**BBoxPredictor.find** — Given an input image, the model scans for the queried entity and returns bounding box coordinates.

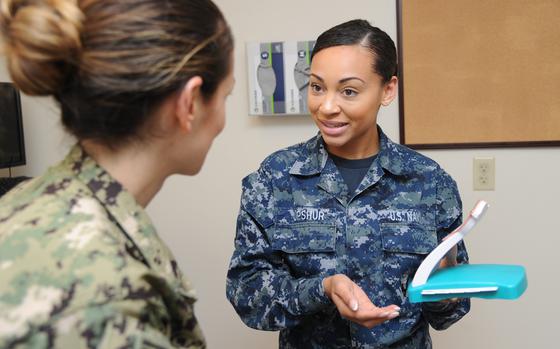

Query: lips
[322,120,348,128]
[319,119,349,137]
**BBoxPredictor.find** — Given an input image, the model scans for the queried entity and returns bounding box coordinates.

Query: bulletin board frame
[396,0,560,149]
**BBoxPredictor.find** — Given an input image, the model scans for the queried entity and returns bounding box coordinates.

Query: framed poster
[397,0,560,149]
[246,40,315,116]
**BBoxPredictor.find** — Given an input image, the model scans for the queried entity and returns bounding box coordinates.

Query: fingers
[330,291,357,318]
[324,274,401,329]
[352,291,400,328]
[354,304,399,322]
[342,299,400,329]
[340,279,359,311]
[360,306,401,329]
[324,274,359,312]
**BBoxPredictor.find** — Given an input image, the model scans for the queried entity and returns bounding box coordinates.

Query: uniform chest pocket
[269,222,336,254]
[381,223,437,255]
[380,223,438,303]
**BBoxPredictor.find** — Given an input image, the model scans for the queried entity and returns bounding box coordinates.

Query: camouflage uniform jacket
[227,128,470,348]
[0,145,205,349]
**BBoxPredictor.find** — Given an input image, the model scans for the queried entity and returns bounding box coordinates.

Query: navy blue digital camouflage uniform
[226,128,470,348]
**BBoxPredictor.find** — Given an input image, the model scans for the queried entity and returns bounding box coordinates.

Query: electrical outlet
[473,157,495,191]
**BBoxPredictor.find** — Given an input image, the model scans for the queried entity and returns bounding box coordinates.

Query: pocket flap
[270,223,336,253]
[381,223,437,255]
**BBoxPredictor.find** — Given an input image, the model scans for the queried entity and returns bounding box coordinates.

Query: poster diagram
[247,40,315,115]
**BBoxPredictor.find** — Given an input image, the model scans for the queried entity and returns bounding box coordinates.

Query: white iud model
[408,200,528,303]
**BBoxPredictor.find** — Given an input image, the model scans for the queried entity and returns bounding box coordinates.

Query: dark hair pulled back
[1,0,233,146]
[311,19,397,83]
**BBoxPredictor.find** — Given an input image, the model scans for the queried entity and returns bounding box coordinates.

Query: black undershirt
[329,153,377,195]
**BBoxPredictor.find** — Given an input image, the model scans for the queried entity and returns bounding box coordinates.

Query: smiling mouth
[321,120,348,128]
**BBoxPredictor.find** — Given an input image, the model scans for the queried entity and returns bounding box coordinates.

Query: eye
[310,83,323,94]
[342,88,358,97]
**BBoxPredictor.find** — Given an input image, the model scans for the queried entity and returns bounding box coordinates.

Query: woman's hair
[311,19,397,83]
[0,0,233,145]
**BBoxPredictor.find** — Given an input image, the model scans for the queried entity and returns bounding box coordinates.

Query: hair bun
[0,0,84,95]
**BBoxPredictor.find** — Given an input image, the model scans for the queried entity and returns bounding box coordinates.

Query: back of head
[0,0,233,146]
[311,19,397,83]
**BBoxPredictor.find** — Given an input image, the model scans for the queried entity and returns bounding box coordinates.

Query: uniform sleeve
[422,169,471,330]
[50,309,185,349]
[10,302,205,349]
[226,169,332,330]
[100,310,203,349]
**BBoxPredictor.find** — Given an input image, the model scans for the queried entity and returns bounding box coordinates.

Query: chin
[186,167,202,176]
[179,156,206,176]
[321,134,347,148]
[180,142,213,176]
[186,160,205,176]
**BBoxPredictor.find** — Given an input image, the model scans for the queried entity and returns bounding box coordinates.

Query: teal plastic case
[408,264,527,303]
[408,201,528,303]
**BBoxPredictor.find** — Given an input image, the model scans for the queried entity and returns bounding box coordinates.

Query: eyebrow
[310,73,365,84]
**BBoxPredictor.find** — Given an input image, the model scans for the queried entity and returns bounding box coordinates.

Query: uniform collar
[288,134,329,176]
[377,127,411,176]
[62,144,196,297]
[289,126,410,177]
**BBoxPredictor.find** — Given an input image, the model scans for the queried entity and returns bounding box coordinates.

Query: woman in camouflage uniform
[0,0,233,347]
[227,20,469,348]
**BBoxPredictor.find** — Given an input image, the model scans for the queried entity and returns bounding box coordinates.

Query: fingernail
[388,312,400,319]
[393,306,401,312]
[350,300,358,311]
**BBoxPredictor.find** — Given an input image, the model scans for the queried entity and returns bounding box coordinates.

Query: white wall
[2,0,559,348]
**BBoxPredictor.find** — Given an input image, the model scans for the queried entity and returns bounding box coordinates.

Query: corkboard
[397,0,560,149]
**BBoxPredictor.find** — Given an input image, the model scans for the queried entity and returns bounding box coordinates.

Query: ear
[175,76,204,133]
[381,76,398,107]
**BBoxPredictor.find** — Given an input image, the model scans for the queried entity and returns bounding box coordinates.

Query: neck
[80,140,169,208]
[328,127,380,159]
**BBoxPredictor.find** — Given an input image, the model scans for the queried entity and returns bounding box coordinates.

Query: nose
[319,92,341,116]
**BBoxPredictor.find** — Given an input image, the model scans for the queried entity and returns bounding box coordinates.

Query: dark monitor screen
[0,82,26,169]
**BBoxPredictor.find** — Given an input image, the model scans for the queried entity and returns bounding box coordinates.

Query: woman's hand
[439,232,458,269]
[322,274,400,329]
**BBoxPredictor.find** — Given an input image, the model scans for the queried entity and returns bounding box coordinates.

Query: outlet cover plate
[473,157,495,191]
